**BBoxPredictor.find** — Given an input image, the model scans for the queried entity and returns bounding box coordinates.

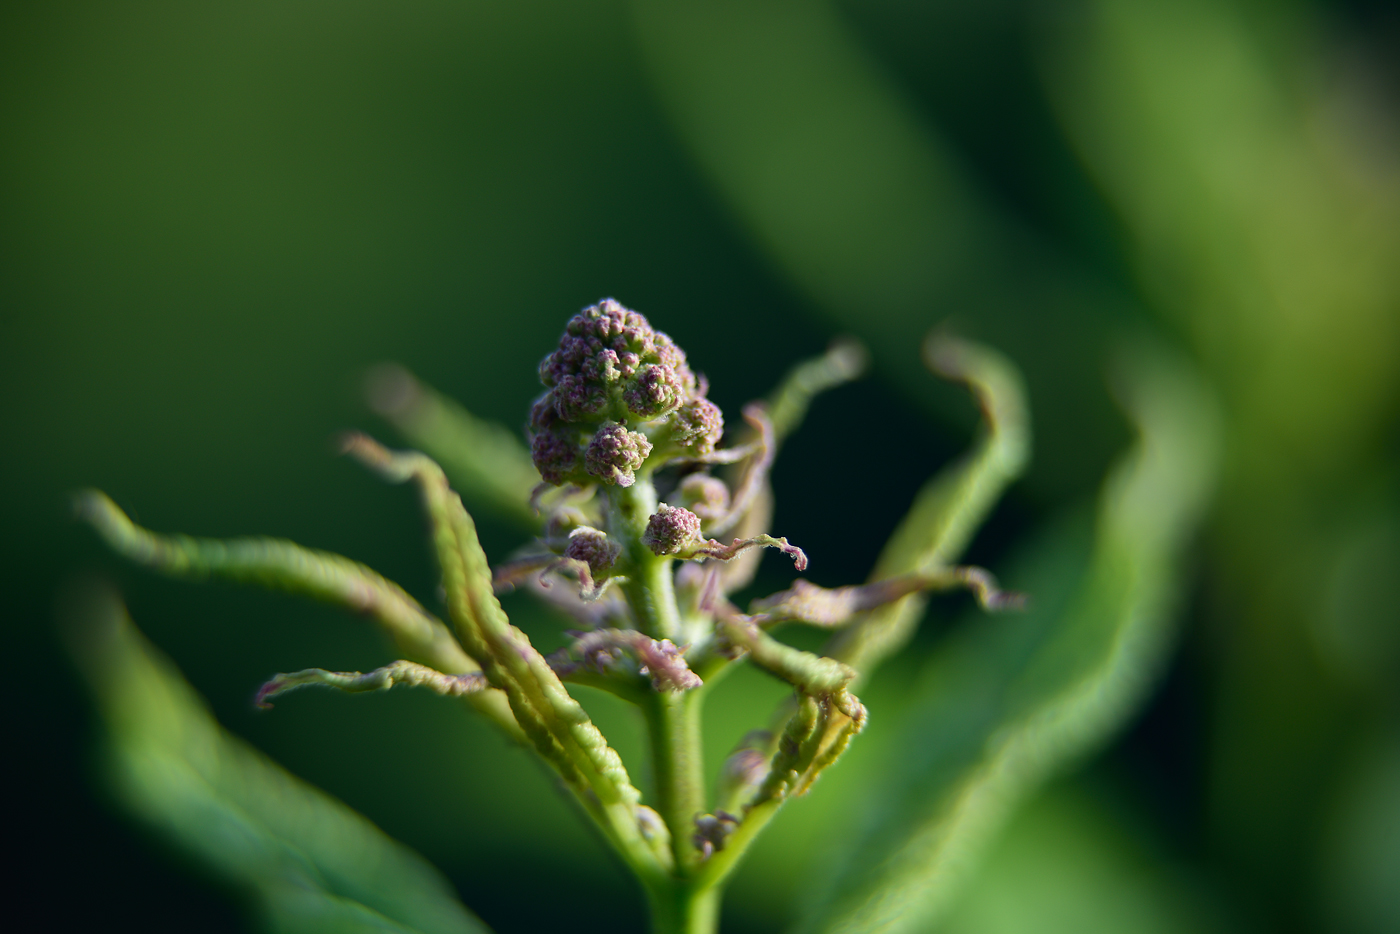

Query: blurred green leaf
[630,0,1129,504]
[1320,728,1400,934]
[67,586,492,934]
[366,365,540,529]
[631,0,994,383]
[793,347,1219,934]
[938,782,1228,934]
[1042,0,1400,914]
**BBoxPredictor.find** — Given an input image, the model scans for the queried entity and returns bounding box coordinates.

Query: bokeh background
[3,1,1398,932]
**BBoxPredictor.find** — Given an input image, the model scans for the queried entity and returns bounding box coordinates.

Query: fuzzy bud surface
[564,528,621,577]
[536,298,696,427]
[529,298,726,487]
[642,504,704,556]
[669,398,724,455]
[585,422,652,487]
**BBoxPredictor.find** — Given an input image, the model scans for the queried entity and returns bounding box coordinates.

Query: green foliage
[66,584,491,934]
[795,349,1219,934]
[826,335,1030,680]
[366,364,541,528]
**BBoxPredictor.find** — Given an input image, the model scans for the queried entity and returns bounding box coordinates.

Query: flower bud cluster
[529,299,724,487]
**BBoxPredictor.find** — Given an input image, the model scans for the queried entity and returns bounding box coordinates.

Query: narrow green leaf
[65,586,493,934]
[343,433,673,883]
[715,340,866,595]
[256,661,488,708]
[74,489,522,741]
[75,489,471,674]
[827,335,1030,680]
[795,348,1220,934]
[366,364,539,528]
[766,338,868,444]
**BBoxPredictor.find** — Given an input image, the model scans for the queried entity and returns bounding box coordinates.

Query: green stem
[609,478,683,641]
[606,475,716,929]
[692,796,781,893]
[646,882,720,934]
[646,688,707,872]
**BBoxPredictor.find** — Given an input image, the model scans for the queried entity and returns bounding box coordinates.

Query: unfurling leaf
[256,661,489,708]
[73,488,521,741]
[342,432,673,884]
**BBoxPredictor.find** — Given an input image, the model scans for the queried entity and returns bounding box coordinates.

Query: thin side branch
[750,567,1023,628]
[257,661,488,708]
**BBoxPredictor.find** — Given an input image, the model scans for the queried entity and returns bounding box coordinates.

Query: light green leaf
[765,338,868,445]
[794,348,1220,934]
[66,586,493,934]
[938,782,1229,934]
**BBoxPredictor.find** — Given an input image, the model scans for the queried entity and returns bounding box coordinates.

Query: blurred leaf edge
[60,582,493,934]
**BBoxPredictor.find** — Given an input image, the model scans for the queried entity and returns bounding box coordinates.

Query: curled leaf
[74,488,521,741]
[827,333,1030,680]
[750,567,1021,629]
[342,432,673,884]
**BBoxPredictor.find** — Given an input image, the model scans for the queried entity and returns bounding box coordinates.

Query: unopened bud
[531,428,581,486]
[585,421,652,487]
[669,397,724,455]
[563,528,621,578]
[716,729,772,809]
[642,504,704,556]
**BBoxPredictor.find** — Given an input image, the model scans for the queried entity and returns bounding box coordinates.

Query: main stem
[606,477,717,933]
[646,687,706,870]
[610,477,681,641]
[647,883,720,934]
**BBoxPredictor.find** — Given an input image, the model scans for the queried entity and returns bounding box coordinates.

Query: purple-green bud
[716,729,772,810]
[530,300,737,486]
[693,811,739,859]
[563,527,621,578]
[642,504,704,556]
[585,421,652,487]
[623,363,685,419]
[531,427,581,486]
[669,397,724,455]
